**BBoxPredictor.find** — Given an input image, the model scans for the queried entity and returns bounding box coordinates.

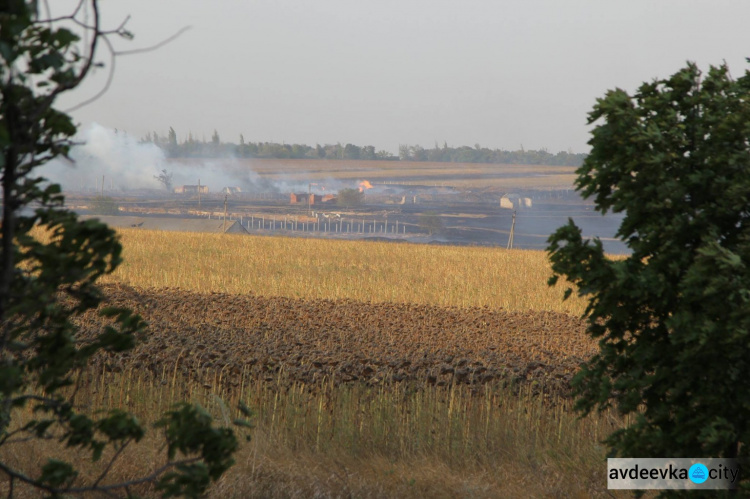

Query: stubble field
[3,227,626,498]
[166,157,579,190]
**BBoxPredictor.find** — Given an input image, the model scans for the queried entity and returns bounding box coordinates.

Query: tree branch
[63,32,115,114]
[92,438,131,488]
[33,0,86,24]
[0,452,203,496]
[30,0,100,123]
[64,25,192,113]
[114,26,192,56]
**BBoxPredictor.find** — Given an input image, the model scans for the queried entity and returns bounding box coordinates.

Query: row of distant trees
[397,143,584,166]
[142,129,586,166]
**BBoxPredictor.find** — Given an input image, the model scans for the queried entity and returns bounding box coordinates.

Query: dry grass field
[2,228,624,498]
[107,228,589,315]
[167,157,579,190]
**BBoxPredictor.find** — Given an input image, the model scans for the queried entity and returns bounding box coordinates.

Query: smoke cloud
[36,124,403,198]
[40,123,165,191]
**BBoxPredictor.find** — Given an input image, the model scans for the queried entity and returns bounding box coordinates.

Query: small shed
[174,185,210,194]
[500,194,532,210]
[291,192,310,205]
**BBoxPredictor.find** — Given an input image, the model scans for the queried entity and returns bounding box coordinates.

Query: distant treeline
[143,128,586,166]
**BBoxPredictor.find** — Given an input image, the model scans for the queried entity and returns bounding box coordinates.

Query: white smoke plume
[40,123,164,192]
[38,123,378,196]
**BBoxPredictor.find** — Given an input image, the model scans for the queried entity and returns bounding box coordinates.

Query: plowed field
[79,284,596,394]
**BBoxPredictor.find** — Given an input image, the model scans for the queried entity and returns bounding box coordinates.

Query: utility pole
[101,175,105,198]
[507,210,516,249]
[308,183,318,216]
[198,179,201,210]
[223,193,228,233]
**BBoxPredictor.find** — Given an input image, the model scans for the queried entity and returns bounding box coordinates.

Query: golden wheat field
[107,228,589,314]
[87,228,596,397]
[3,228,623,498]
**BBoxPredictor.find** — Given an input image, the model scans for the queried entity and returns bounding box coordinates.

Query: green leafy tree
[337,188,364,208]
[410,145,427,162]
[398,143,411,161]
[0,2,245,496]
[360,145,376,160]
[547,62,750,482]
[376,149,397,161]
[168,126,177,146]
[89,196,120,215]
[343,143,360,160]
[419,211,443,236]
[167,126,178,157]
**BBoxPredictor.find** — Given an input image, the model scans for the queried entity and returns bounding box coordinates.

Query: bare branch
[12,393,65,407]
[63,33,115,113]
[30,0,100,122]
[0,461,47,494]
[66,457,202,494]
[68,367,86,406]
[114,26,192,56]
[2,434,56,445]
[92,439,131,488]
[41,0,52,26]
[33,0,86,24]
[0,453,203,496]
[99,15,132,38]
[64,25,192,113]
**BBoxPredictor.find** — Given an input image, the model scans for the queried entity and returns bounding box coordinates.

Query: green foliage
[419,211,443,236]
[0,2,246,496]
[89,195,120,215]
[155,403,239,497]
[166,127,178,157]
[151,127,582,165]
[337,187,364,208]
[547,62,750,486]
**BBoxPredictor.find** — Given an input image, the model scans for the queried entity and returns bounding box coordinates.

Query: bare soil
[79,284,596,396]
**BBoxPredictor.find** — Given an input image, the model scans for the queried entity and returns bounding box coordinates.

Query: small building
[291,192,338,205]
[222,186,242,195]
[291,192,313,205]
[174,185,209,194]
[500,194,532,210]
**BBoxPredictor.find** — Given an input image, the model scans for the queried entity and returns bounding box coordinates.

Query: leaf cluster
[0,2,246,497]
[337,187,364,208]
[419,211,444,236]
[89,196,120,215]
[547,62,750,487]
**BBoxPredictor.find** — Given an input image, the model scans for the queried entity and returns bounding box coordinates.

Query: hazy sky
[57,1,750,154]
